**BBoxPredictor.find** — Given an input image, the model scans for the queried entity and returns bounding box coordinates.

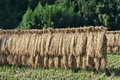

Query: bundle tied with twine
[0,26,107,70]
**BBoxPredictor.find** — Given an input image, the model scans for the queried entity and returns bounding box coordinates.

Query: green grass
[0,54,120,80]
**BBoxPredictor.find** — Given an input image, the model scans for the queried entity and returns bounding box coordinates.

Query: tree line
[1,0,120,30]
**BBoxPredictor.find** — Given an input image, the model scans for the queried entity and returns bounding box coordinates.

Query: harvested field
[0,54,120,80]
[0,26,107,70]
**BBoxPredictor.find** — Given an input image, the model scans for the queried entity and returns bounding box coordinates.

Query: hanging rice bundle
[54,57,60,68]
[28,34,37,57]
[108,33,114,47]
[112,46,119,53]
[48,33,62,56]
[58,34,63,56]
[107,47,112,53]
[22,55,30,66]
[28,55,35,67]
[100,58,107,70]
[14,35,22,55]
[0,26,107,70]
[94,58,101,71]
[86,32,96,57]
[61,55,68,69]
[82,56,86,69]
[43,56,48,68]
[35,55,41,67]
[76,55,82,68]
[36,35,42,56]
[70,34,76,56]
[44,34,52,55]
[39,56,44,67]
[7,54,14,64]
[86,56,94,69]
[0,35,10,54]
[12,55,18,65]
[68,55,77,69]
[48,56,54,68]
[17,55,22,65]
[114,34,119,46]
[72,56,77,68]
[0,53,7,64]
[96,31,106,58]
[40,34,49,56]
[75,33,87,55]
[106,31,120,53]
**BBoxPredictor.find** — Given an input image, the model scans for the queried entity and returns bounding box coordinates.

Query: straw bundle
[17,55,22,65]
[76,55,82,68]
[112,46,119,53]
[86,31,106,58]
[64,55,69,69]
[82,56,86,69]
[94,58,101,70]
[13,55,18,65]
[86,56,94,69]
[44,56,48,68]
[35,55,41,67]
[107,46,112,53]
[22,55,28,65]
[28,55,35,67]
[106,31,120,53]
[75,33,87,55]
[0,26,107,70]
[0,54,7,64]
[68,54,73,68]
[48,56,54,68]
[35,55,44,67]
[7,54,14,64]
[72,56,77,68]
[54,57,60,68]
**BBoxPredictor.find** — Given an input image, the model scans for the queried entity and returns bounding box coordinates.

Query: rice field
[0,54,120,80]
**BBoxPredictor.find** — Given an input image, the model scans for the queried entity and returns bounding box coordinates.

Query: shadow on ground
[101,67,120,77]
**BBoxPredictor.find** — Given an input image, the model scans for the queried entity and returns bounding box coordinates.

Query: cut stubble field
[0,54,120,80]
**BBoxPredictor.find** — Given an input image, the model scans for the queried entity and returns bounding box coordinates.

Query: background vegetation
[0,0,28,29]
[1,0,120,30]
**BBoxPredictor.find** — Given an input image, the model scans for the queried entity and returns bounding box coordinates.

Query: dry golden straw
[106,31,120,53]
[0,26,107,70]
